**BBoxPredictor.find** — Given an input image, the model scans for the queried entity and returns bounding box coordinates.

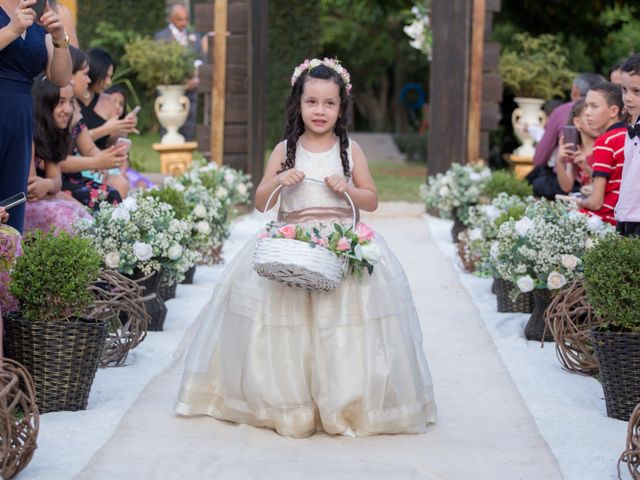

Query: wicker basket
[591,329,640,421]
[180,265,196,284]
[126,269,167,332]
[253,180,356,292]
[451,208,466,243]
[494,277,534,313]
[158,269,177,301]
[619,402,640,479]
[3,313,108,413]
[525,288,554,342]
[457,235,478,273]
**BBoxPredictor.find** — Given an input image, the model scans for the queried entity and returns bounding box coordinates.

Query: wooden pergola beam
[211,0,228,166]
[467,0,485,164]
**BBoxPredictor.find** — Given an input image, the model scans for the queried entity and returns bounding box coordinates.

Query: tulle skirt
[175,232,437,438]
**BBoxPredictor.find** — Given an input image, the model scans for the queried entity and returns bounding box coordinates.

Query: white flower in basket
[253,181,378,291]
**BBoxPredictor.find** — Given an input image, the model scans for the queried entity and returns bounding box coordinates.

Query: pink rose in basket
[258,231,270,239]
[278,224,296,239]
[355,223,375,243]
[313,236,328,247]
[336,237,351,251]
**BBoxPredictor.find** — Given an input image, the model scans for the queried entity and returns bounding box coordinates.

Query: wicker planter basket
[524,288,554,342]
[619,402,640,479]
[494,277,534,313]
[545,277,603,376]
[158,269,177,301]
[127,269,167,332]
[3,313,108,413]
[451,209,466,243]
[254,181,354,292]
[457,235,478,273]
[0,358,39,480]
[180,265,196,284]
[591,329,640,421]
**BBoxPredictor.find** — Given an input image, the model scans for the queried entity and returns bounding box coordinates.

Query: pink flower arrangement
[259,221,381,278]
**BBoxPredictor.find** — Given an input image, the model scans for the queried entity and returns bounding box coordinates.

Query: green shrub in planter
[9,231,101,322]
[483,170,533,199]
[584,234,640,331]
[143,187,190,220]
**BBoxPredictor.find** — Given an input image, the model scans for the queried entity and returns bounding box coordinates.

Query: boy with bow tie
[616,54,640,236]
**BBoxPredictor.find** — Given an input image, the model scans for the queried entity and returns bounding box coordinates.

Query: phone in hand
[562,125,580,154]
[115,137,132,153]
[0,192,27,210]
[33,0,48,19]
[128,106,141,116]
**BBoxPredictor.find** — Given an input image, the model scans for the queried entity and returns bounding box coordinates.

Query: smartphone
[562,125,580,153]
[129,106,141,116]
[115,137,132,152]
[0,192,27,210]
[33,0,47,19]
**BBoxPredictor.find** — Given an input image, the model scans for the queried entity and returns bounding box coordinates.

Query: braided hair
[280,64,352,177]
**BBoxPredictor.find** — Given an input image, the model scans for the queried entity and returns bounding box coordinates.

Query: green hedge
[78,0,166,49]
[267,1,322,147]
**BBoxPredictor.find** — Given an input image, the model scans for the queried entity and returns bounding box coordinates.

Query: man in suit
[154,4,204,142]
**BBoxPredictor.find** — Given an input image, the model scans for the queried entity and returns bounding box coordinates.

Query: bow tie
[628,123,640,139]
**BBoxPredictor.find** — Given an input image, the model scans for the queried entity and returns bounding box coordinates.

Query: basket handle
[263,177,357,230]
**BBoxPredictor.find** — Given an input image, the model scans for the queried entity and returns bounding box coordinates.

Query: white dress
[175,140,437,437]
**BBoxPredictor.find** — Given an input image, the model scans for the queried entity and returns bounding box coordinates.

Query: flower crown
[290,58,352,95]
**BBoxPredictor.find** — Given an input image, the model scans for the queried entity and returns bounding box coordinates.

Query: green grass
[130,134,427,202]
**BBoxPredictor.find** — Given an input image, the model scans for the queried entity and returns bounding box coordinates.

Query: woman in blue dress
[0,0,71,232]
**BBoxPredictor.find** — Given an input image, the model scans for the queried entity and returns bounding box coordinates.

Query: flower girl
[175,58,436,437]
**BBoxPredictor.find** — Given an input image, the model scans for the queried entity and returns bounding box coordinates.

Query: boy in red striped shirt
[579,82,627,224]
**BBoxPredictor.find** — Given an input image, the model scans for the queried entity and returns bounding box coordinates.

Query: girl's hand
[27,176,52,200]
[95,144,127,169]
[0,207,9,224]
[324,175,348,194]
[277,168,305,187]
[557,135,575,166]
[103,116,137,137]
[39,3,64,40]
[8,0,36,37]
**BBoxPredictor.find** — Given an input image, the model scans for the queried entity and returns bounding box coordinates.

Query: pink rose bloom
[336,237,351,251]
[278,224,296,239]
[313,237,328,247]
[258,232,270,239]
[355,223,374,242]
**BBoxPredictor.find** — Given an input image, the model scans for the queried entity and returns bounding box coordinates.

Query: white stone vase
[511,97,547,158]
[154,85,190,145]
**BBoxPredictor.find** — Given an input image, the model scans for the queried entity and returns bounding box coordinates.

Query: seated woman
[555,100,598,194]
[76,47,137,198]
[24,76,93,235]
[105,85,155,191]
[62,47,127,206]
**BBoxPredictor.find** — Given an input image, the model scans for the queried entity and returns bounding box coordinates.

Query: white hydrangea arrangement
[180,160,252,209]
[75,196,199,281]
[459,193,530,277]
[420,163,491,223]
[164,177,230,265]
[404,3,433,60]
[491,200,615,293]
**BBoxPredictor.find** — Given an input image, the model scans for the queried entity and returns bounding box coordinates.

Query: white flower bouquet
[75,196,199,281]
[179,160,252,208]
[492,200,615,293]
[420,163,491,223]
[460,193,530,277]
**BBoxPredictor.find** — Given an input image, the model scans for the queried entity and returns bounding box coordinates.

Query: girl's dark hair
[105,85,128,119]
[568,99,586,125]
[69,45,89,75]
[32,74,73,163]
[86,47,116,88]
[280,63,352,177]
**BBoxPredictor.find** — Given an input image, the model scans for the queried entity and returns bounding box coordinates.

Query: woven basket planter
[494,277,534,314]
[524,288,554,342]
[591,329,640,421]
[3,313,108,413]
[545,277,603,376]
[0,358,39,480]
[126,270,167,332]
[619,402,640,479]
[450,209,466,243]
[457,236,478,273]
[180,265,196,285]
[158,269,177,301]
[254,237,348,291]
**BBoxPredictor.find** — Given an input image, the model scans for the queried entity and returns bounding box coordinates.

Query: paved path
[76,205,562,480]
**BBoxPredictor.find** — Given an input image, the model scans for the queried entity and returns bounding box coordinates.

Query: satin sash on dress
[277,206,360,226]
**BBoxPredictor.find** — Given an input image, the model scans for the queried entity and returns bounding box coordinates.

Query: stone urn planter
[155,85,190,144]
[511,97,547,157]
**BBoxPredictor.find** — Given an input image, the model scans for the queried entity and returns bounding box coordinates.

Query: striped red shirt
[587,124,626,224]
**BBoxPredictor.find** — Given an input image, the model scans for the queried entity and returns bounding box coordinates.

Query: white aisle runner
[70,205,561,480]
